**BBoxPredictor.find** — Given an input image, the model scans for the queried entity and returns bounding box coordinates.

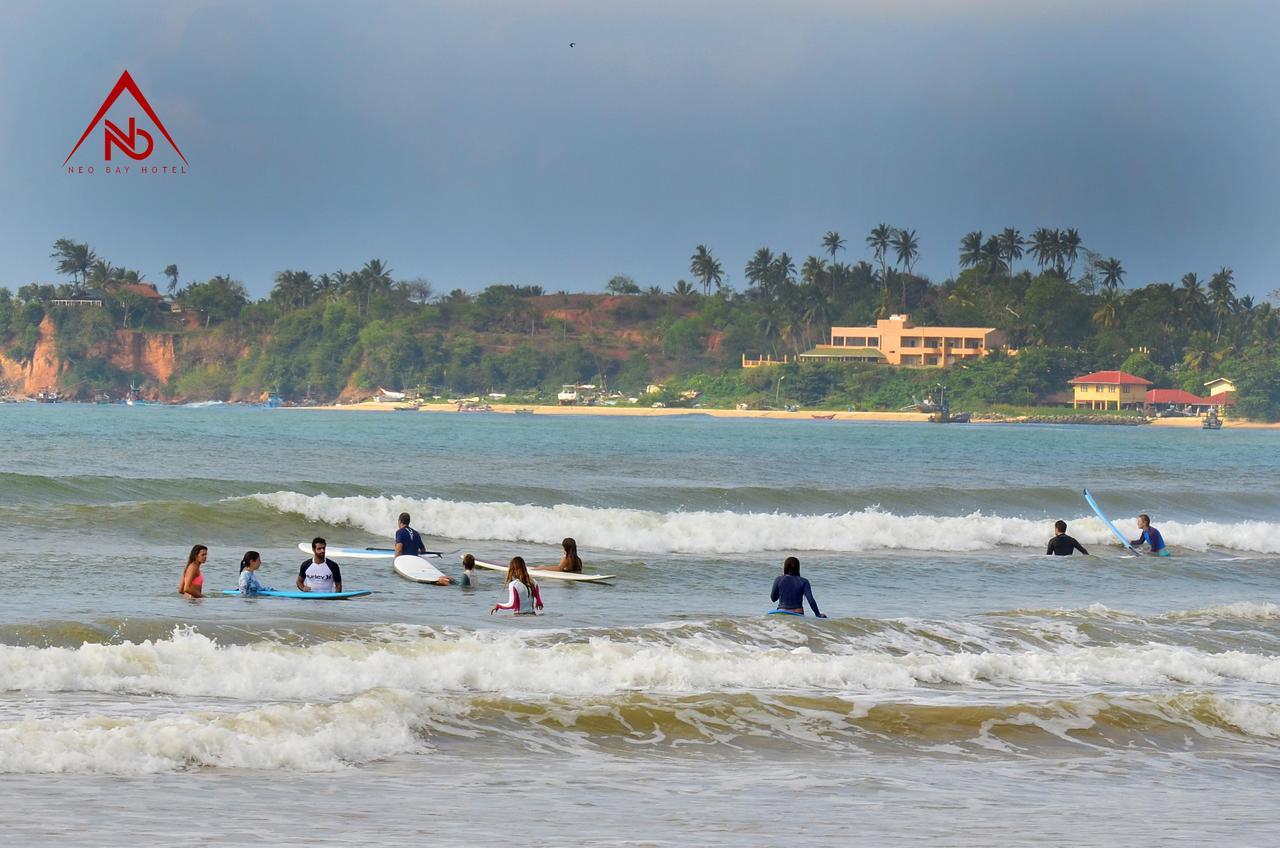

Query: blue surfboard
[767,609,805,616]
[221,588,372,599]
[1082,489,1139,554]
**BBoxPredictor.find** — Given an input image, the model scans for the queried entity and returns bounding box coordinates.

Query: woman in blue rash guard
[770,556,827,617]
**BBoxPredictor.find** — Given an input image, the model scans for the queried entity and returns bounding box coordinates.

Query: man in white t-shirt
[297,537,343,593]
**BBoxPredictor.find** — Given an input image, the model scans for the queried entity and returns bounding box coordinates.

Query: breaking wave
[248,491,1280,555]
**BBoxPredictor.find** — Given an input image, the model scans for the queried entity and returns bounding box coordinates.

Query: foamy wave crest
[246,491,1280,554]
[1162,602,1280,622]
[4,629,1280,701]
[0,689,421,774]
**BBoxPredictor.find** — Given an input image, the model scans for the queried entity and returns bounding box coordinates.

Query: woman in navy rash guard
[770,556,827,617]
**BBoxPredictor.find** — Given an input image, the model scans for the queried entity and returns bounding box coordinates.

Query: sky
[1,0,1278,300]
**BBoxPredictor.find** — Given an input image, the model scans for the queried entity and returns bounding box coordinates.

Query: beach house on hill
[1068,370,1152,410]
[796,314,1003,367]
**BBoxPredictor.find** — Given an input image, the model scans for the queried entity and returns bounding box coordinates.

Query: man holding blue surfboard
[1129,514,1169,556]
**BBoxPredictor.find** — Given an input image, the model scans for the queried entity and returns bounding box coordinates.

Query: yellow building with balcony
[800,314,1003,367]
[1068,370,1152,410]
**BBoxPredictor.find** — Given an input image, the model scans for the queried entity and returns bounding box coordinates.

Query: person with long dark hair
[770,556,826,617]
[555,537,583,573]
[179,544,207,598]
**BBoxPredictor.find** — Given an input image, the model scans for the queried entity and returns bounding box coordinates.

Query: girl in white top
[490,556,543,615]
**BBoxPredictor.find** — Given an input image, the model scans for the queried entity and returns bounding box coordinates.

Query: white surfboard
[394,554,449,583]
[296,542,443,559]
[467,556,615,583]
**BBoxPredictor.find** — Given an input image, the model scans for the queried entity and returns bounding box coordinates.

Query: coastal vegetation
[1,232,1278,419]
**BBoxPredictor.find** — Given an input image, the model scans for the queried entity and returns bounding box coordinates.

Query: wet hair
[462,553,476,569]
[1138,514,1151,525]
[1054,520,1067,533]
[562,537,582,572]
[399,512,411,526]
[239,550,261,573]
[311,537,326,551]
[186,544,208,566]
[783,556,800,576]
[505,556,535,594]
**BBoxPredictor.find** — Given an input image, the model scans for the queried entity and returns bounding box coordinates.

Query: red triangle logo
[64,70,188,166]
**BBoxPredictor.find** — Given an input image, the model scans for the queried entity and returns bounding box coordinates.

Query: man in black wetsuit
[1046,520,1089,556]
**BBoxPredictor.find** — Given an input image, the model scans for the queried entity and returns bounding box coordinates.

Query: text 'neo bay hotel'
[744,314,1005,368]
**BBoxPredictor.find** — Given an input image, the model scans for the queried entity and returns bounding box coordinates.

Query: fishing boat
[513,408,535,415]
[1202,410,1223,430]
[36,387,61,403]
[811,413,835,420]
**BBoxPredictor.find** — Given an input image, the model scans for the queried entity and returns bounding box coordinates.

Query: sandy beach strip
[290,402,1280,428]
[294,401,933,423]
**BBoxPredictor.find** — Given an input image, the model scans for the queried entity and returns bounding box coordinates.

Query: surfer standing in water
[395,512,452,585]
[297,537,343,592]
[1130,514,1169,556]
[1046,520,1089,556]
[770,557,826,617]
[178,544,207,598]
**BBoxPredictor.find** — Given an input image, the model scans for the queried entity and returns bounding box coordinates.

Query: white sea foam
[247,491,1280,554]
[3,629,1280,703]
[0,689,420,774]
[1163,602,1280,622]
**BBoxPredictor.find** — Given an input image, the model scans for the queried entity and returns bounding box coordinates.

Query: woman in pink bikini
[179,544,207,598]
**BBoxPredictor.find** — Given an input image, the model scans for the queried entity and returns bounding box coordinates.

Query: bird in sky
[569,42,575,47]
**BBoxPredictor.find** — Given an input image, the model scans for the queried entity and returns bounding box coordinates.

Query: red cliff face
[0,315,177,396]
[110,330,177,385]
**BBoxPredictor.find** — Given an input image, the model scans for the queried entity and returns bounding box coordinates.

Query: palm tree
[1178,272,1206,325]
[772,252,796,288]
[866,224,894,294]
[1059,228,1082,277]
[50,239,97,286]
[1181,331,1216,372]
[163,264,179,296]
[689,244,723,296]
[1208,266,1236,341]
[822,231,845,296]
[981,235,1006,273]
[1092,288,1123,329]
[890,228,919,311]
[800,255,827,290]
[744,247,775,297]
[959,231,984,269]
[671,279,697,297]
[1098,257,1125,291]
[997,228,1024,275]
[1028,228,1060,272]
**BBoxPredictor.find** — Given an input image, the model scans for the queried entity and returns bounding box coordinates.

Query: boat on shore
[1203,411,1223,430]
[811,413,835,420]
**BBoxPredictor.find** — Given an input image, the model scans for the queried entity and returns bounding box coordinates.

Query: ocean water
[1,404,1278,846]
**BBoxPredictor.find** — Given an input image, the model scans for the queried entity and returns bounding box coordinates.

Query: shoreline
[289,401,1280,428]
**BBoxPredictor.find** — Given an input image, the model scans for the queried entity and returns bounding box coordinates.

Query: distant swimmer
[297,537,343,593]
[237,550,274,595]
[554,537,583,572]
[179,544,207,598]
[396,512,452,584]
[491,556,544,615]
[460,553,477,588]
[770,556,827,618]
[1130,513,1169,556]
[1046,520,1089,556]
